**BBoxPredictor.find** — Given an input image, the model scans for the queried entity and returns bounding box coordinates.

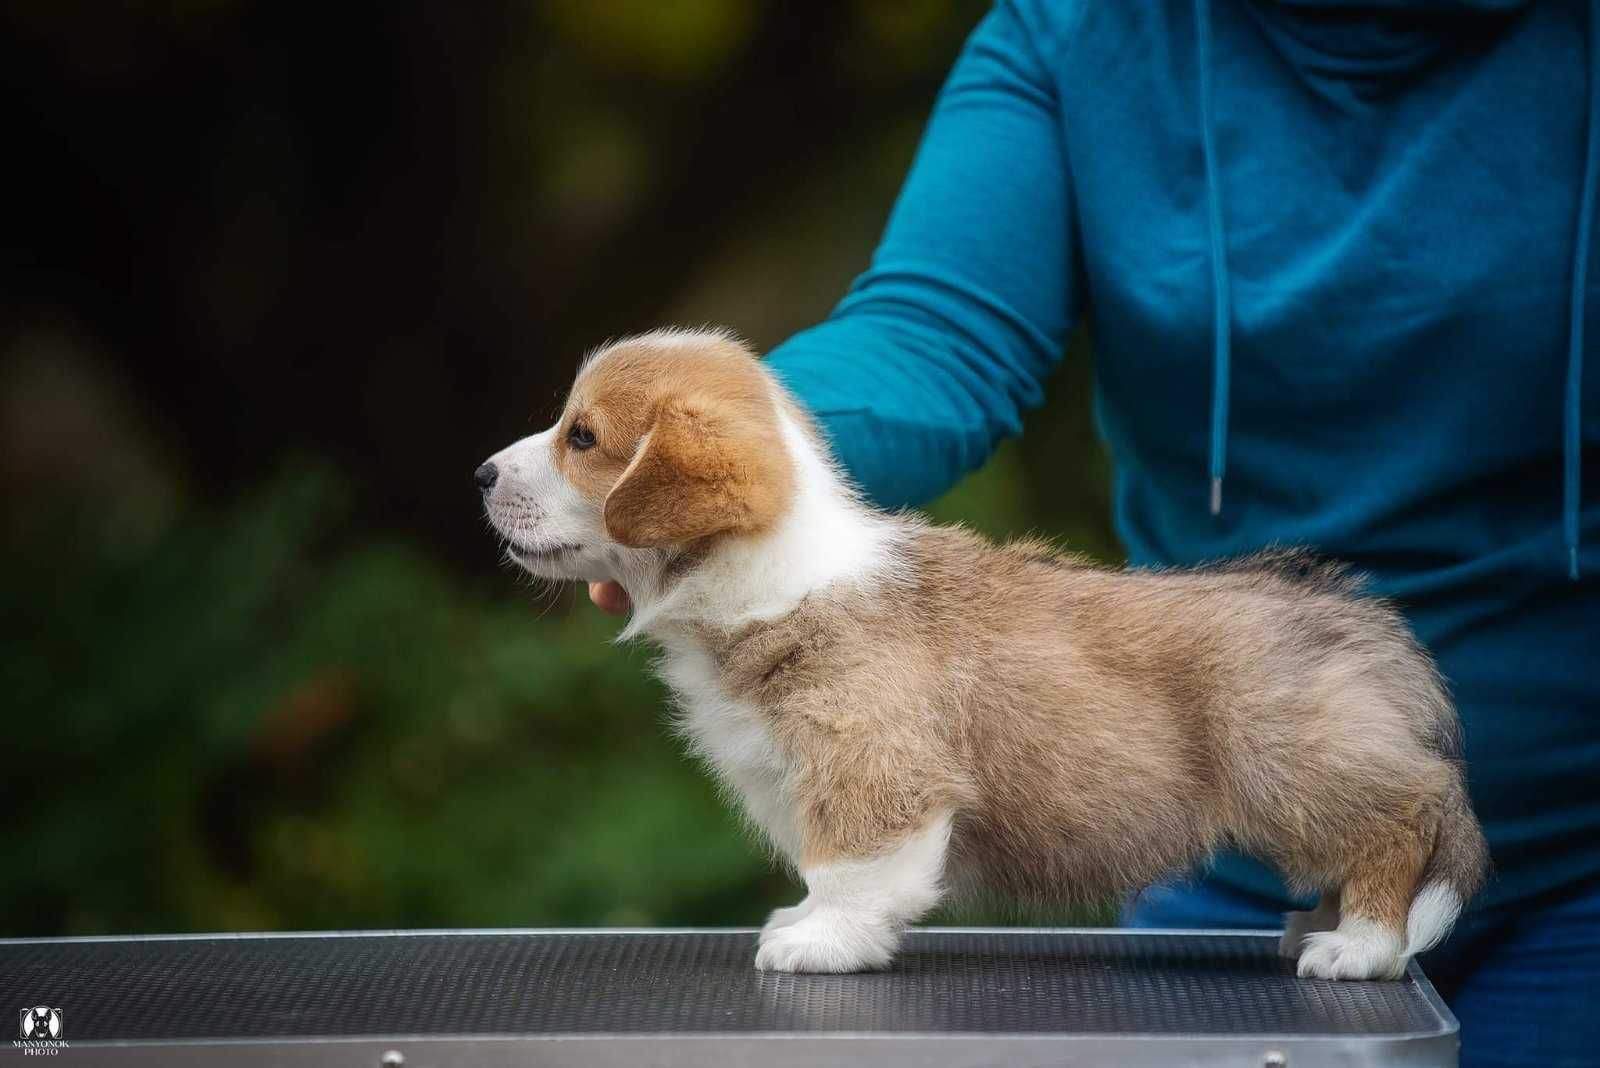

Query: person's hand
[588,581,631,616]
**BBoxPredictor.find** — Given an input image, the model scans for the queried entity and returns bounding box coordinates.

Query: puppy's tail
[1406,774,1489,955]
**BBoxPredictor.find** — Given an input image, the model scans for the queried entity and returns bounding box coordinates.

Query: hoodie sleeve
[766,0,1080,509]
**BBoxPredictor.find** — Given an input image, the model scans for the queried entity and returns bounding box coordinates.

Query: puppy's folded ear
[604,396,793,548]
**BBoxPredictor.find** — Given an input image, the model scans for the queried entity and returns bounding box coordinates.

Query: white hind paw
[1295,922,1408,980]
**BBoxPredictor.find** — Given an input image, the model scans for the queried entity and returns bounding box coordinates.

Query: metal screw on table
[380,1051,404,1067]
[1263,1051,1287,1067]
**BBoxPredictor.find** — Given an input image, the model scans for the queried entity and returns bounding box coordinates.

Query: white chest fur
[656,636,801,862]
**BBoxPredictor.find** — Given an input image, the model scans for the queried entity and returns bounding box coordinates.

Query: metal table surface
[0,927,1458,1067]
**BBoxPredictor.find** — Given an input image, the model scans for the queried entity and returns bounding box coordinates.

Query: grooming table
[0,928,1458,1066]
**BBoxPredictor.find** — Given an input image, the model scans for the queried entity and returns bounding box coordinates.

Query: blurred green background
[1,0,1117,937]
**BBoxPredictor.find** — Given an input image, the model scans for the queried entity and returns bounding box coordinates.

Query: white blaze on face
[481,425,612,581]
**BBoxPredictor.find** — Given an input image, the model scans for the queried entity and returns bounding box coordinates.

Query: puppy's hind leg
[755,811,951,974]
[1296,835,1427,981]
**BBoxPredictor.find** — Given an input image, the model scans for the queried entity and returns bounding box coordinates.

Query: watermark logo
[15,1007,67,1055]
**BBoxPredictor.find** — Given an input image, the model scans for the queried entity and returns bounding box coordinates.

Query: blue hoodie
[767,0,1599,910]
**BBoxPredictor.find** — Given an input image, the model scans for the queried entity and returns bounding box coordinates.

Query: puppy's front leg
[755,811,951,973]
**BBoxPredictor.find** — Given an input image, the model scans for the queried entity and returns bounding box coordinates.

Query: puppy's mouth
[508,541,582,565]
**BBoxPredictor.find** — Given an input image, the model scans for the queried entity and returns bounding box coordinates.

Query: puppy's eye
[567,422,597,451]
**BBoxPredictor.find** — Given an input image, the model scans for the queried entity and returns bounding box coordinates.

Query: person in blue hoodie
[591,2,1598,1061]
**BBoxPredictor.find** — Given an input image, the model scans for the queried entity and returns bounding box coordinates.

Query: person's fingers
[588,580,631,616]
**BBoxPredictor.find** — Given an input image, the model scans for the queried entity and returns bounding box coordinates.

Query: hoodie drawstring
[1196,0,1232,517]
[1566,0,1598,580]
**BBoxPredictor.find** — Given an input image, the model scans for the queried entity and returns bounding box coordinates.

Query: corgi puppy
[478,328,1487,979]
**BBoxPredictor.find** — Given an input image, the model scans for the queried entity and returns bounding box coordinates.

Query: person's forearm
[769,306,1055,509]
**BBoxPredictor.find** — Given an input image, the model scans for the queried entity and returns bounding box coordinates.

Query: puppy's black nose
[474,462,498,491]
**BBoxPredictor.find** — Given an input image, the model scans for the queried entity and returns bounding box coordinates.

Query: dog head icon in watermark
[20,1008,62,1040]
[15,1006,67,1055]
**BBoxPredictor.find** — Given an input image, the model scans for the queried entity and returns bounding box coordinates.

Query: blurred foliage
[1,0,1117,936]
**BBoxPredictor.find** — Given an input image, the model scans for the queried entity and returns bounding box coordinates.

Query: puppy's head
[479,329,795,583]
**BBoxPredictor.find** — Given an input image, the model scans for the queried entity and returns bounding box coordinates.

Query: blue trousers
[1125,877,1600,1068]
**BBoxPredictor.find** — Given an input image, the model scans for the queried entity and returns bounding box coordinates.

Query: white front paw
[753,911,897,973]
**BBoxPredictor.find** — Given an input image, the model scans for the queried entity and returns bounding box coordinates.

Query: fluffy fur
[480,328,1489,979]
